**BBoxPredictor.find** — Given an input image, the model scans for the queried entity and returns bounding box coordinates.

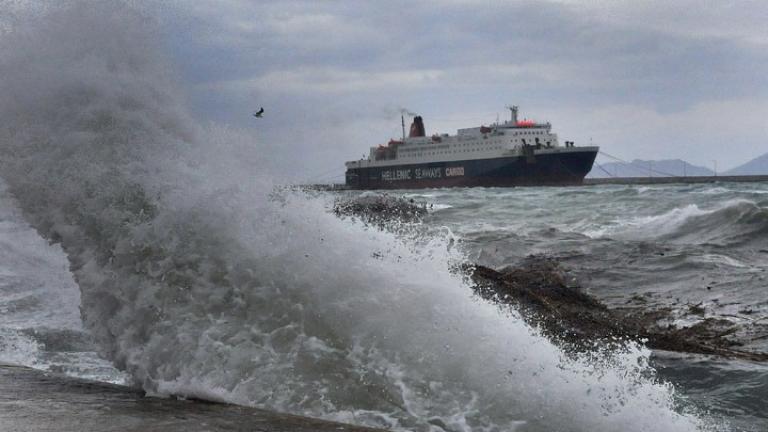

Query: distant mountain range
[724,152,768,175]
[588,159,714,178]
[588,153,768,178]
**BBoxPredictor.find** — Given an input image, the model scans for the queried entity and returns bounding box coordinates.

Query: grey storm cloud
[169,0,768,110]
[153,0,768,176]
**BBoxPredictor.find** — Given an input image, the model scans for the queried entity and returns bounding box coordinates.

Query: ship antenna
[401,114,406,141]
[506,105,519,124]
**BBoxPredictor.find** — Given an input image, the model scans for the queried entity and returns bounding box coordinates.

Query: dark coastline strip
[0,364,385,432]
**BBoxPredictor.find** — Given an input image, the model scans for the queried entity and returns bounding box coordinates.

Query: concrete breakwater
[0,364,385,432]
[306,175,768,191]
[584,175,768,185]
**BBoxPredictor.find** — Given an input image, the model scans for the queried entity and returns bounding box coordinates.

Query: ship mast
[401,114,406,141]
[506,105,519,124]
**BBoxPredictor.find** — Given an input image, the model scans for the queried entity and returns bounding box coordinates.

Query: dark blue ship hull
[345,148,598,189]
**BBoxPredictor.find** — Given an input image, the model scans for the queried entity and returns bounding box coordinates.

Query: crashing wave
[0,2,716,431]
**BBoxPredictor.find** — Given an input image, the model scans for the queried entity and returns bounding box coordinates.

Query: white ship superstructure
[346,106,586,170]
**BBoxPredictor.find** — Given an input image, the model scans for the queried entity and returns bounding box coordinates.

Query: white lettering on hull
[381,166,465,182]
[381,169,412,181]
[415,167,441,179]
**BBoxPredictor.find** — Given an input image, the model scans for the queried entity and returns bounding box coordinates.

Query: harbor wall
[306,175,768,191]
[584,175,768,186]
[0,364,383,432]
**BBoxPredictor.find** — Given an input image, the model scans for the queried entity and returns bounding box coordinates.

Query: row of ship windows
[403,146,504,157]
[453,135,548,147]
[402,135,547,152]
[398,135,549,156]
[400,142,506,153]
[463,140,506,145]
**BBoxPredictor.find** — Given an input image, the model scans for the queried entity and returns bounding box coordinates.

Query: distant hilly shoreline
[724,152,768,176]
[588,152,768,178]
[588,159,714,178]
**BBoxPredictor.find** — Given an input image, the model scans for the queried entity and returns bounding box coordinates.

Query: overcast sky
[123,1,768,179]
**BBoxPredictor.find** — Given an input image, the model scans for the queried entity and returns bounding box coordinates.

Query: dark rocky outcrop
[333,194,427,226]
[468,256,768,362]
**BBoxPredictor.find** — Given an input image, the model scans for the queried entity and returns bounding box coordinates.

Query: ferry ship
[344,106,598,189]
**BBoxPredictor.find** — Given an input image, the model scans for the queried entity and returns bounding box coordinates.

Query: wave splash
[0,3,715,431]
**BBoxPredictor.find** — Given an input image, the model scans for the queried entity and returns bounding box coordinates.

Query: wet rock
[468,256,768,362]
[470,257,624,346]
[687,303,706,316]
[333,194,427,226]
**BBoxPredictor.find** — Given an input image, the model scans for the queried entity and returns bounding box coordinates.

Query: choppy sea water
[2,180,768,431]
[0,2,765,431]
[403,183,768,431]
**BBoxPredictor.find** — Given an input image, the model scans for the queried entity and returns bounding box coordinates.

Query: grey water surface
[407,182,768,431]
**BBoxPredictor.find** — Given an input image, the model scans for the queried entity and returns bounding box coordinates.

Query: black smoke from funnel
[409,116,425,138]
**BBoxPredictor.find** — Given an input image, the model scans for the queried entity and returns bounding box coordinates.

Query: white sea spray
[0,2,719,431]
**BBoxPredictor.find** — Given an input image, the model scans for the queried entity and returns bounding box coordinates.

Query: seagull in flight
[253,107,264,118]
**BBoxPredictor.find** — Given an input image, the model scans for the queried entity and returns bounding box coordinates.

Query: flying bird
[253,107,264,118]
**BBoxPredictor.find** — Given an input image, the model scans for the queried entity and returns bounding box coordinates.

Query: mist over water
[0,2,717,431]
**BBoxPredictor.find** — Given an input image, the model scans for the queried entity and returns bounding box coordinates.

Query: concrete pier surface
[0,364,384,432]
[584,175,768,186]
